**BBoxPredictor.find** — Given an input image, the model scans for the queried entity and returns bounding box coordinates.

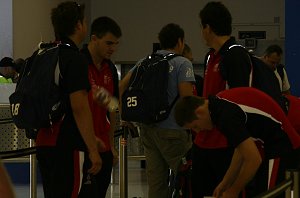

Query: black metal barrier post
[254,169,299,198]
[119,127,128,198]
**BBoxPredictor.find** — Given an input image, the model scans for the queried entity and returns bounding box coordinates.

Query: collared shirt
[211,87,300,159]
[195,37,252,148]
[81,44,119,152]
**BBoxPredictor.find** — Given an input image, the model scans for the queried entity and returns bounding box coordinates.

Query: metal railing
[1,103,38,198]
[254,169,299,198]
[118,126,146,198]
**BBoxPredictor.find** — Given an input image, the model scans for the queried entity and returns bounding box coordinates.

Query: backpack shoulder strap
[164,53,180,60]
[276,64,285,81]
[222,44,253,87]
[151,52,180,60]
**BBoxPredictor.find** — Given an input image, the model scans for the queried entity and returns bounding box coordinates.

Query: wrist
[88,144,98,153]
[225,186,241,196]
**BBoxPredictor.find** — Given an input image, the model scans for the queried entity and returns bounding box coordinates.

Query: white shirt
[274,67,290,92]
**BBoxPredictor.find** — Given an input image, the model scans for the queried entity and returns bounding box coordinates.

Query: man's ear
[206,24,213,34]
[90,34,98,41]
[75,20,83,32]
[194,106,202,117]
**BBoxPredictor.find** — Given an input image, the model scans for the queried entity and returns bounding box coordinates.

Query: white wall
[12,0,91,59]
[0,0,13,58]
[90,0,285,62]
[10,0,284,62]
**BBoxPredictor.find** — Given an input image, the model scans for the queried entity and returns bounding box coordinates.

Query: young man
[174,87,300,198]
[80,16,121,197]
[120,23,195,198]
[183,43,204,96]
[262,44,291,95]
[193,2,252,197]
[35,2,101,198]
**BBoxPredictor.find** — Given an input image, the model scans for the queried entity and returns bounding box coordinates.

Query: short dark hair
[90,16,122,39]
[158,23,184,49]
[51,1,85,40]
[199,1,232,36]
[174,96,205,127]
[264,44,283,56]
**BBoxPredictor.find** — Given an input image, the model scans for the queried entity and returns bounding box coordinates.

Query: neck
[88,44,104,70]
[212,35,231,53]
[164,48,180,55]
[68,34,82,47]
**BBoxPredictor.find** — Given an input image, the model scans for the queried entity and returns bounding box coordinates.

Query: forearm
[119,72,132,116]
[226,138,262,194]
[221,149,243,188]
[71,91,98,153]
[178,82,194,97]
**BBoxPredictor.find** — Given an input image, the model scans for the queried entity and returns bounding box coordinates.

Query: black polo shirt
[209,87,300,159]
[56,38,90,151]
[219,37,252,88]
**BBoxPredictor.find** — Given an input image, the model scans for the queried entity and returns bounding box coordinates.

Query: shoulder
[170,55,193,68]
[221,45,251,69]
[226,45,249,58]
[61,47,87,66]
[210,96,246,125]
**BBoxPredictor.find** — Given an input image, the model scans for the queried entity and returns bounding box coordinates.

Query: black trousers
[79,151,113,198]
[36,147,56,198]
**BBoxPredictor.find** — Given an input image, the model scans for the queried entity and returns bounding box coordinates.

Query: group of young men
[2,1,299,198]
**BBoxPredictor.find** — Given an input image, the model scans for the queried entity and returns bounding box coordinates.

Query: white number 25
[126,96,137,107]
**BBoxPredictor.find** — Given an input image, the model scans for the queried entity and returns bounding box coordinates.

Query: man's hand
[88,150,102,175]
[213,180,228,197]
[219,188,240,198]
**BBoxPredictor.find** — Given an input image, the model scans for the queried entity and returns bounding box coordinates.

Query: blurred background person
[262,44,291,95]
[182,43,203,96]
[0,57,18,83]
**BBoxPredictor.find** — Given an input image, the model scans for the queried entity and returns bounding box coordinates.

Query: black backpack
[9,43,67,131]
[121,53,178,124]
[222,45,288,113]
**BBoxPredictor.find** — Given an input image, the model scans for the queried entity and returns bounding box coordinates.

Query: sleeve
[64,53,90,94]
[177,57,196,83]
[217,102,250,147]
[222,47,252,88]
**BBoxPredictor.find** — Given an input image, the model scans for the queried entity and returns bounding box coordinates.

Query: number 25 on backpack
[126,96,137,107]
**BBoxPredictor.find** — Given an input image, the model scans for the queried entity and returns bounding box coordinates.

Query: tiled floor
[14,160,148,198]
